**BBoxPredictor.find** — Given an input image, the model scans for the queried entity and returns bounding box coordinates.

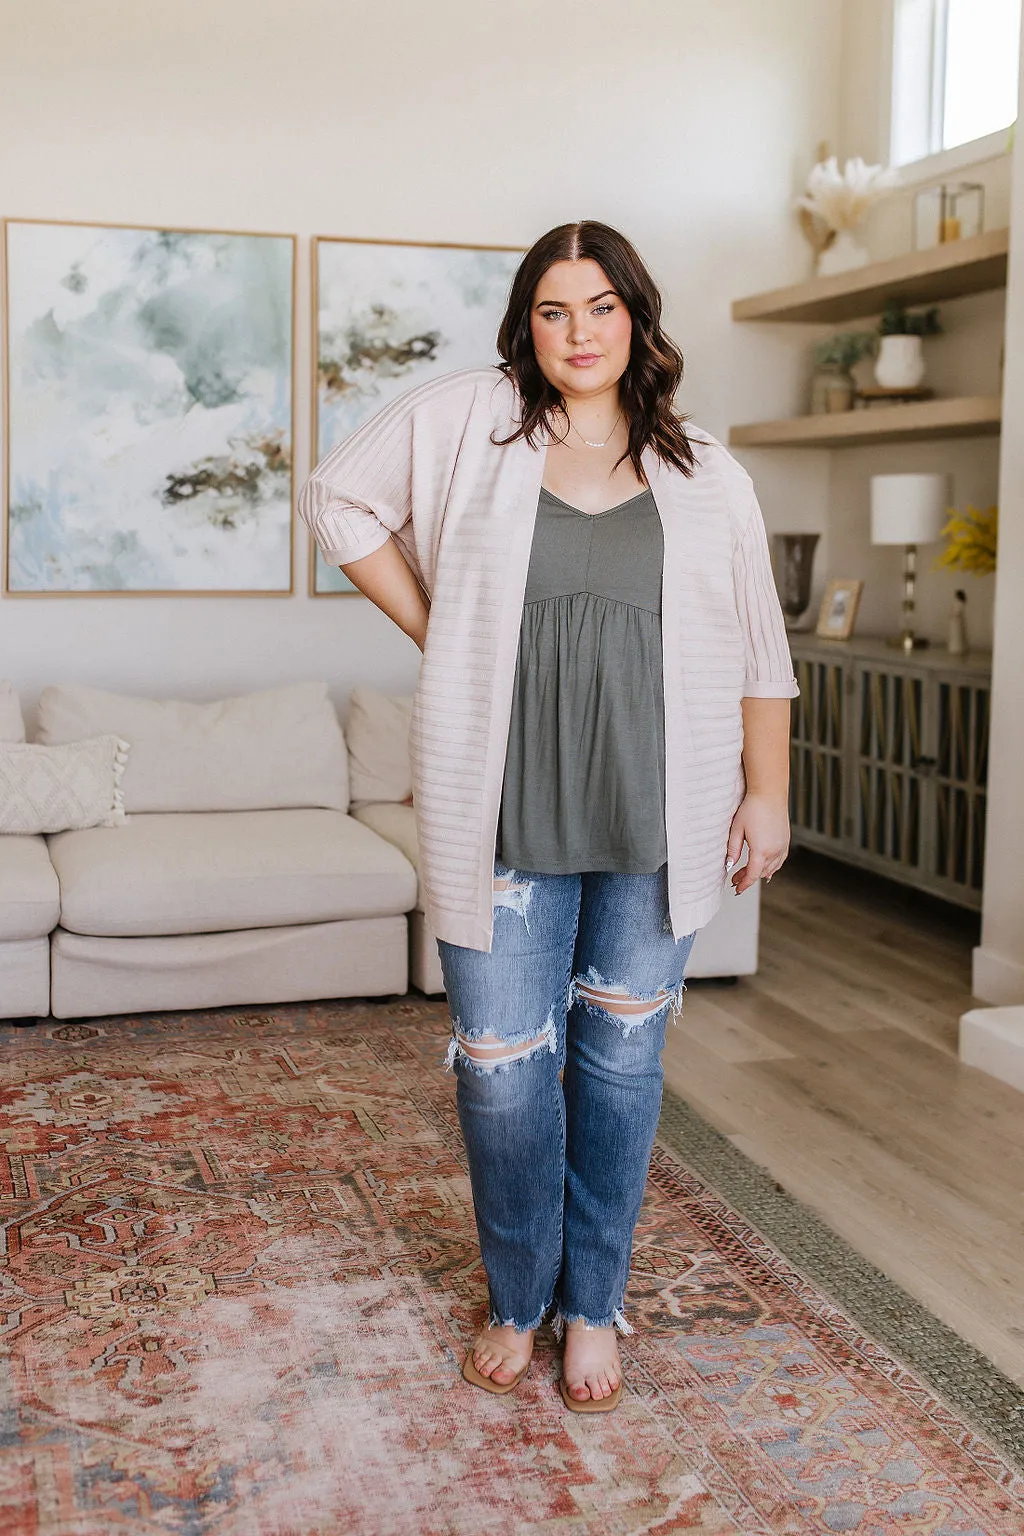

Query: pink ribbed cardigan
[299,367,800,952]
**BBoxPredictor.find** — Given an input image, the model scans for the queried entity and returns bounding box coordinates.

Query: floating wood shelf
[732,228,1009,324]
[729,395,1001,448]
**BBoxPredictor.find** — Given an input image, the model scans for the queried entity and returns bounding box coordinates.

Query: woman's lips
[567,354,600,366]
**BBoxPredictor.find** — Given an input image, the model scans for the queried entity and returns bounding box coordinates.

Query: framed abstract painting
[3,219,295,595]
[311,235,522,595]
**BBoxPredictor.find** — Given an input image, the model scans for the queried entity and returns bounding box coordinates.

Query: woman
[300,221,799,1413]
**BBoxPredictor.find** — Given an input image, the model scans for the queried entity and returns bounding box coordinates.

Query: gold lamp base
[884,543,932,654]
[885,632,931,651]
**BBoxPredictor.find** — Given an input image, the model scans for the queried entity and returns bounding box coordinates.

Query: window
[891,0,1022,167]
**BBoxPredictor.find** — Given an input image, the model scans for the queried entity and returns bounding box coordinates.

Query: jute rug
[1,998,1022,1535]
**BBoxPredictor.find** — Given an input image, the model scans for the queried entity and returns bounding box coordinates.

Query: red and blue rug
[1,999,1022,1534]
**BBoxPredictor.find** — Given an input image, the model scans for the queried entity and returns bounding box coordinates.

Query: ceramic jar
[874,334,926,389]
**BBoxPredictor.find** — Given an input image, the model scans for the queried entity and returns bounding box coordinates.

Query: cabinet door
[852,662,926,878]
[789,653,847,846]
[930,675,989,906]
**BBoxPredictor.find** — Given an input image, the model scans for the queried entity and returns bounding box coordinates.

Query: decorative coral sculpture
[797,156,901,232]
[933,504,998,575]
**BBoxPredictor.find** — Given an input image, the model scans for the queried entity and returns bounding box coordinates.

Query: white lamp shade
[870,473,950,545]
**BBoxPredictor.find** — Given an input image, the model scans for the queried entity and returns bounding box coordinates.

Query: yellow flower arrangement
[933,503,998,575]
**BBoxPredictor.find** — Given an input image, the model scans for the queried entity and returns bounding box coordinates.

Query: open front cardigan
[299,367,800,952]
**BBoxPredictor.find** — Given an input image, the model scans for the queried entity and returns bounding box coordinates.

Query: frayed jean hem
[550,1306,634,1339]
[487,1295,555,1334]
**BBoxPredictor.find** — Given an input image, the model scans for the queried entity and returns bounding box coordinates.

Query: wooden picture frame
[816,577,864,640]
[2,217,296,597]
[309,234,523,596]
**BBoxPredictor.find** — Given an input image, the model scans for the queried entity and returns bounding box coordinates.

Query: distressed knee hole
[570,970,687,1036]
[444,1017,557,1073]
[492,871,534,929]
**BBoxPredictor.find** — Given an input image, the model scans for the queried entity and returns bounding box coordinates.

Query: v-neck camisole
[496,485,668,874]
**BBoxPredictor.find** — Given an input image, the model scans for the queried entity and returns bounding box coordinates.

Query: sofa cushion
[351,802,423,911]
[0,835,61,940]
[48,809,417,938]
[346,688,413,808]
[0,681,26,743]
[37,682,349,814]
[0,736,129,833]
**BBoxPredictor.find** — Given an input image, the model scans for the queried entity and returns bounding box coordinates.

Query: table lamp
[870,473,950,651]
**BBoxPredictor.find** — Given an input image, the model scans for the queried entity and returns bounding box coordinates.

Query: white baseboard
[971,945,1024,1004]
[959,1005,1024,1095]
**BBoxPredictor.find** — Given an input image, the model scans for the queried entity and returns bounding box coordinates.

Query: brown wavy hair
[494,221,698,479]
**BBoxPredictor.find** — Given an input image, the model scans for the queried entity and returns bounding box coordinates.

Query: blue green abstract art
[4,220,294,594]
[312,237,521,594]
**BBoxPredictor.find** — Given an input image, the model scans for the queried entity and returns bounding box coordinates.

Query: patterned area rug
[2,999,1023,1535]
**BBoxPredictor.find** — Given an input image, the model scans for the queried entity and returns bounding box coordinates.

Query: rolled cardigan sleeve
[731,472,801,700]
[298,391,417,567]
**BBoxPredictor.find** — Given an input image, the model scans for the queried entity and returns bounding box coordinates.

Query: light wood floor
[662,847,1024,1387]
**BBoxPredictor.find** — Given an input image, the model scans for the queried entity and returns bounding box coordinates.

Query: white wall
[973,30,1024,1004]
[0,0,842,729]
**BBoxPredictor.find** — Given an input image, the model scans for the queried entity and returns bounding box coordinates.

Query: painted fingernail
[725,858,735,871]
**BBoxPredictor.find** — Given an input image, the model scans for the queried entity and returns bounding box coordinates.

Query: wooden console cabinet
[787,634,992,909]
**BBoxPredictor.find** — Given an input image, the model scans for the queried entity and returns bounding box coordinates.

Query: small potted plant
[874,299,943,389]
[811,331,875,412]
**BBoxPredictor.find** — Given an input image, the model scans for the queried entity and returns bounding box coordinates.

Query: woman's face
[529,258,632,401]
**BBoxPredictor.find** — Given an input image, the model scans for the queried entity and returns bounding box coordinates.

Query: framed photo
[311,235,523,595]
[3,218,295,596]
[816,577,863,640]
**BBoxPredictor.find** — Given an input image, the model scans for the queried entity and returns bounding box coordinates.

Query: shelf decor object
[310,235,522,595]
[855,385,933,407]
[914,182,985,249]
[870,473,950,652]
[796,155,901,276]
[3,219,296,597]
[816,577,863,640]
[873,297,942,389]
[788,633,990,910]
[773,532,820,626]
[810,330,875,412]
[934,502,998,576]
[933,503,998,658]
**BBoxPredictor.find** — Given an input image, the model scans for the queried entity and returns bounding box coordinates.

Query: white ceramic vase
[874,334,926,389]
[817,229,870,276]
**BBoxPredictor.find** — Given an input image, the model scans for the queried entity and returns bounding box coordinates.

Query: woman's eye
[540,309,566,321]
[593,304,615,315]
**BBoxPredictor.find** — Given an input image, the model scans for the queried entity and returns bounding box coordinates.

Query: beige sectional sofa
[2,681,418,1021]
[0,683,60,1017]
[0,680,760,1023]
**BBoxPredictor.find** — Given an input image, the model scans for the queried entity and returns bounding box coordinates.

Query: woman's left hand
[725,792,791,895]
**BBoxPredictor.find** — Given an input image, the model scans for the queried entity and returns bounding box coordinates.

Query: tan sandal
[462,1348,531,1396]
[559,1374,623,1413]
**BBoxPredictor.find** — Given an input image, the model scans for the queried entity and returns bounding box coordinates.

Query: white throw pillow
[36,682,349,815]
[346,688,413,807]
[0,736,129,834]
[0,681,25,743]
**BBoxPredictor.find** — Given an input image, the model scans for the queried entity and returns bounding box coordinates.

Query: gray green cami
[496,485,668,874]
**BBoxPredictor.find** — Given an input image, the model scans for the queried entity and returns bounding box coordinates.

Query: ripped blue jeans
[437,858,698,1336]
